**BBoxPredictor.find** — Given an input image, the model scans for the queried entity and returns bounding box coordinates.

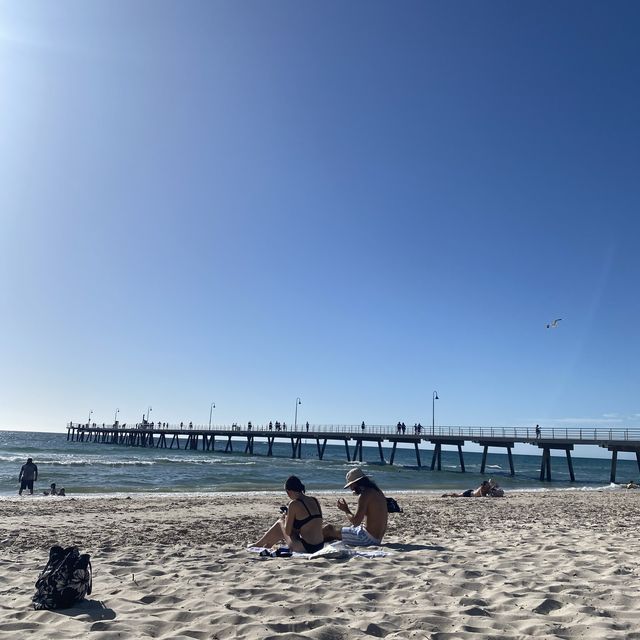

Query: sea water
[1,430,638,497]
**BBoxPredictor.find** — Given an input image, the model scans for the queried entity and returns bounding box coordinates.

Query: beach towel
[248,541,389,560]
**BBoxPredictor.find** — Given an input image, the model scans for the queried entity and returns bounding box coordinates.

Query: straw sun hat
[344,468,368,488]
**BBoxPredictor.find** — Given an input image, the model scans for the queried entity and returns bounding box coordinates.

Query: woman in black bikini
[253,476,324,553]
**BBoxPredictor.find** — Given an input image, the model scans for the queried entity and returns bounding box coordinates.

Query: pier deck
[66,423,640,483]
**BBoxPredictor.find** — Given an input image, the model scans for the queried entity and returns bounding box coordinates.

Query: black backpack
[32,546,92,610]
[386,497,403,513]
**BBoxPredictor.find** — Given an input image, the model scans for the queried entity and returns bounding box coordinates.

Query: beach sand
[1,491,640,639]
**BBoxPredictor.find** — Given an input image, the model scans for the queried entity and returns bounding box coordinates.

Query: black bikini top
[292,497,322,530]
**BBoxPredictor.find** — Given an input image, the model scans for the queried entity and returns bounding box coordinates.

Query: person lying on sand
[487,478,504,497]
[322,468,388,547]
[442,480,492,498]
[253,476,324,554]
[625,480,639,489]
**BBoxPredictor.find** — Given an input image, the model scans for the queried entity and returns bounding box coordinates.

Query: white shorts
[341,525,380,547]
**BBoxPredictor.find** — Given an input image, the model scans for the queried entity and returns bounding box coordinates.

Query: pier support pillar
[378,441,385,464]
[507,447,514,476]
[414,442,421,468]
[536,443,575,482]
[458,445,465,472]
[604,445,640,484]
[225,436,233,453]
[389,441,398,465]
[566,449,575,482]
[539,448,552,481]
[475,441,516,476]
[480,446,488,473]
[610,449,618,484]
[344,439,351,462]
[430,443,442,471]
[316,439,327,460]
[352,439,363,462]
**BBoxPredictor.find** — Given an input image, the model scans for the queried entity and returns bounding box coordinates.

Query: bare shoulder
[361,488,385,506]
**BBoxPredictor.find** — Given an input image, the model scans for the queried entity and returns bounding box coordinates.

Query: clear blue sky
[1,1,639,436]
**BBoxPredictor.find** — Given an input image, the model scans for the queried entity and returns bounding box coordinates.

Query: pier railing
[68,422,640,442]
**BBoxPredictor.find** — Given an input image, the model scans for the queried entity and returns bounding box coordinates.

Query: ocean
[1,430,638,497]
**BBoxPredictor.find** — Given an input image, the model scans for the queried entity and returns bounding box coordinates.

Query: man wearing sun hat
[322,468,388,546]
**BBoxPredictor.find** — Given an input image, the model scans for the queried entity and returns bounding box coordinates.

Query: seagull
[546,318,562,329]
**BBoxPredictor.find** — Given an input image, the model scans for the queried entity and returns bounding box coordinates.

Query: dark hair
[285,475,305,493]
[354,476,382,493]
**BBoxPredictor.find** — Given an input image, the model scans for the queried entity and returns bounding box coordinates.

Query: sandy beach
[1,491,640,639]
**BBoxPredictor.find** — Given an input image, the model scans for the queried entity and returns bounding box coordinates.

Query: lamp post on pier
[209,402,216,429]
[146,406,152,422]
[114,408,119,425]
[432,391,439,433]
[294,397,301,430]
[87,409,93,425]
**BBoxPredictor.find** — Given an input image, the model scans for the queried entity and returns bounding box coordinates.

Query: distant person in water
[44,483,58,496]
[18,458,38,496]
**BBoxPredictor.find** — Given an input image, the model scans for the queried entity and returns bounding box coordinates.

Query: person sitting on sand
[58,487,66,496]
[442,480,492,498]
[253,476,324,554]
[322,468,388,547]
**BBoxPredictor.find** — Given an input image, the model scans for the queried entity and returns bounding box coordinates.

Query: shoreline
[0,481,630,501]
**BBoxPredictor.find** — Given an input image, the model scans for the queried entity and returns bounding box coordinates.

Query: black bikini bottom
[301,539,324,553]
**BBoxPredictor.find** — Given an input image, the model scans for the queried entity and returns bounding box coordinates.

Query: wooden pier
[66,423,640,483]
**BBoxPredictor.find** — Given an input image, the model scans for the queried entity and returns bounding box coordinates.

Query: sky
[1,1,639,446]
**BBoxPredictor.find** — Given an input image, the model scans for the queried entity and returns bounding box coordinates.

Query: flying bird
[546,318,562,329]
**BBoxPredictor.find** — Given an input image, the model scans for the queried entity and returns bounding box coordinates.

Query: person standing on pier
[535,424,541,439]
[18,458,38,496]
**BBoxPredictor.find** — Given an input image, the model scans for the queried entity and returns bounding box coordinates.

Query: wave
[0,455,261,467]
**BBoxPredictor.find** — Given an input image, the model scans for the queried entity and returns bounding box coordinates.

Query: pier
[66,423,640,483]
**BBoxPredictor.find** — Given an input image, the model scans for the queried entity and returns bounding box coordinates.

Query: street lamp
[208,402,216,429]
[114,408,119,425]
[294,397,302,430]
[146,406,152,422]
[88,409,93,425]
[432,391,439,433]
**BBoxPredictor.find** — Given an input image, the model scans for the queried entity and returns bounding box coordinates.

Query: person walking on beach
[323,468,388,546]
[18,458,38,496]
